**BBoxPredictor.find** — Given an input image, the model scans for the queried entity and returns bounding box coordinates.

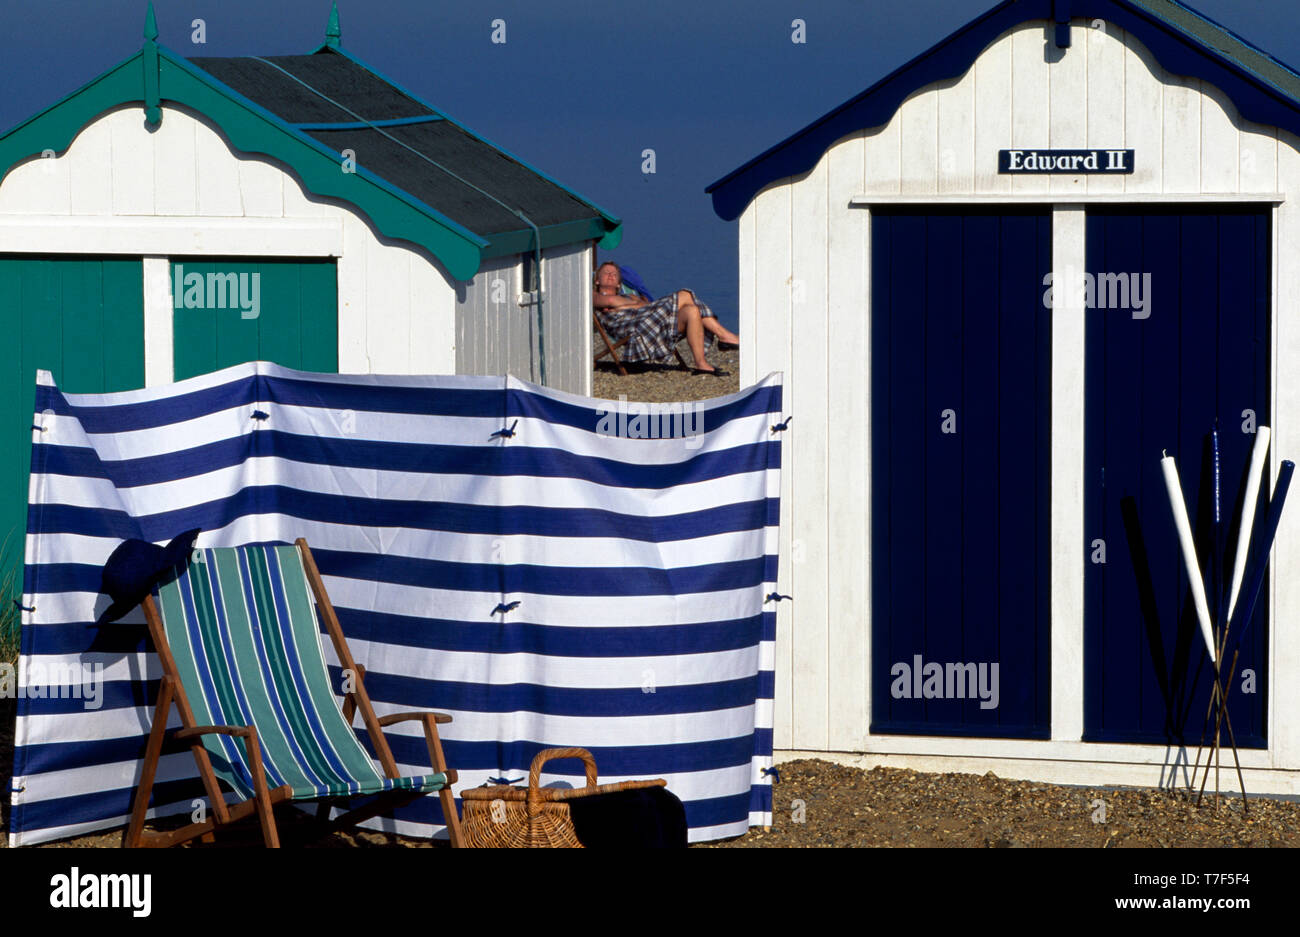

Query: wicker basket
[459,747,666,848]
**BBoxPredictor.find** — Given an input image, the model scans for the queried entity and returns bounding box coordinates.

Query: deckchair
[123,538,462,848]
[593,313,689,375]
[593,263,689,375]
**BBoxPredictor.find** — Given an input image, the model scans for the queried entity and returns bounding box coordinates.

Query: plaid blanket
[597,288,715,364]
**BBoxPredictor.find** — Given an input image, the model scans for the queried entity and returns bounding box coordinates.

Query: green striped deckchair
[124,538,462,847]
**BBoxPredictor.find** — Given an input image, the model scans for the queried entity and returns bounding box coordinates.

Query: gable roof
[191,50,616,253]
[707,0,1300,221]
[0,28,620,279]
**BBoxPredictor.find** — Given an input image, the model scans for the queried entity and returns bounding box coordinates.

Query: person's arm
[593,291,645,310]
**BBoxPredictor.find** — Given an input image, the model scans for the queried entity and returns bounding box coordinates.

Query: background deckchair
[124,538,462,847]
[593,264,688,375]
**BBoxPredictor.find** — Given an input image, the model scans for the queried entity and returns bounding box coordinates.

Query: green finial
[143,2,161,125]
[325,2,341,48]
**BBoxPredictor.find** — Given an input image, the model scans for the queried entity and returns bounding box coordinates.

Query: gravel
[592,342,739,403]
[701,758,1300,848]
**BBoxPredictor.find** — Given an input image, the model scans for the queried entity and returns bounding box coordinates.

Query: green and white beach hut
[0,4,621,574]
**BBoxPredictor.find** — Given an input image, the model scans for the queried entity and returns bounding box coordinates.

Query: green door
[172,258,338,380]
[0,256,145,586]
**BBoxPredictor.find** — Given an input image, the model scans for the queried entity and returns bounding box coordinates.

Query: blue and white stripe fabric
[8,362,781,846]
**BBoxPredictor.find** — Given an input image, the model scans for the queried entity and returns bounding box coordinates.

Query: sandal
[717,341,739,351]
[690,367,731,377]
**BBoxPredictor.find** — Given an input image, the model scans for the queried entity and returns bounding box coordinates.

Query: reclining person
[593,262,739,375]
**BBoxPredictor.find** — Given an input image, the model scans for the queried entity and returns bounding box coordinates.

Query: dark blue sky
[2,1,1297,332]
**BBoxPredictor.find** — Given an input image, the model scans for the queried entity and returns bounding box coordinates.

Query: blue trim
[707,0,1300,221]
[1053,0,1072,48]
[291,114,443,130]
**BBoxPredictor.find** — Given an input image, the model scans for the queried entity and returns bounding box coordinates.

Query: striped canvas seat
[155,544,448,801]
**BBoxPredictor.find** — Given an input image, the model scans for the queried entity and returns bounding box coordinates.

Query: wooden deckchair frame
[123,538,463,848]
[593,311,631,376]
[593,311,689,375]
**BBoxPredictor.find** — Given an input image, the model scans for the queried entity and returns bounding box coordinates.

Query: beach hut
[708,0,1300,793]
[0,4,620,573]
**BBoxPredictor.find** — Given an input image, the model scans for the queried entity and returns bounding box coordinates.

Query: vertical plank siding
[972,30,1013,195]
[825,135,870,751]
[0,257,144,575]
[1010,24,1052,198]
[1085,23,1126,196]
[1084,207,1271,747]
[753,182,793,748]
[1049,18,1088,199]
[790,153,830,750]
[453,243,591,396]
[171,259,338,381]
[870,210,1052,739]
[541,241,594,397]
[738,17,1300,762]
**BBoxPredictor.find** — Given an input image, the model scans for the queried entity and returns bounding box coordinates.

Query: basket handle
[527,748,598,811]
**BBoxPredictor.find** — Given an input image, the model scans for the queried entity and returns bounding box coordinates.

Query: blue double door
[870,205,1270,745]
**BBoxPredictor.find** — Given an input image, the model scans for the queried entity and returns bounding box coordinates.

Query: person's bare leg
[676,290,738,346]
[701,317,739,345]
[676,302,713,372]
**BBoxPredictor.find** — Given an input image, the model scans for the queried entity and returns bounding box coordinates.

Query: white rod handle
[1161,454,1217,661]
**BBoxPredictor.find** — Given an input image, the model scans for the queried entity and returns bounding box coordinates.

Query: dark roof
[191,50,609,239]
[708,0,1300,221]
[1127,0,1300,103]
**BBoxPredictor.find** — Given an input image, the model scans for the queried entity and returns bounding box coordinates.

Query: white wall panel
[1239,122,1279,195]
[1049,20,1088,198]
[1201,83,1241,193]
[1123,30,1164,193]
[938,70,975,194]
[973,30,1014,194]
[752,181,793,748]
[68,116,113,215]
[825,134,869,751]
[1011,24,1052,196]
[789,154,829,750]
[899,90,938,195]
[1085,20,1126,194]
[153,110,198,216]
[109,108,155,215]
[1163,75,1203,193]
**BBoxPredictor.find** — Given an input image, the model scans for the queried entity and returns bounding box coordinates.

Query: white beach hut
[709,0,1300,793]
